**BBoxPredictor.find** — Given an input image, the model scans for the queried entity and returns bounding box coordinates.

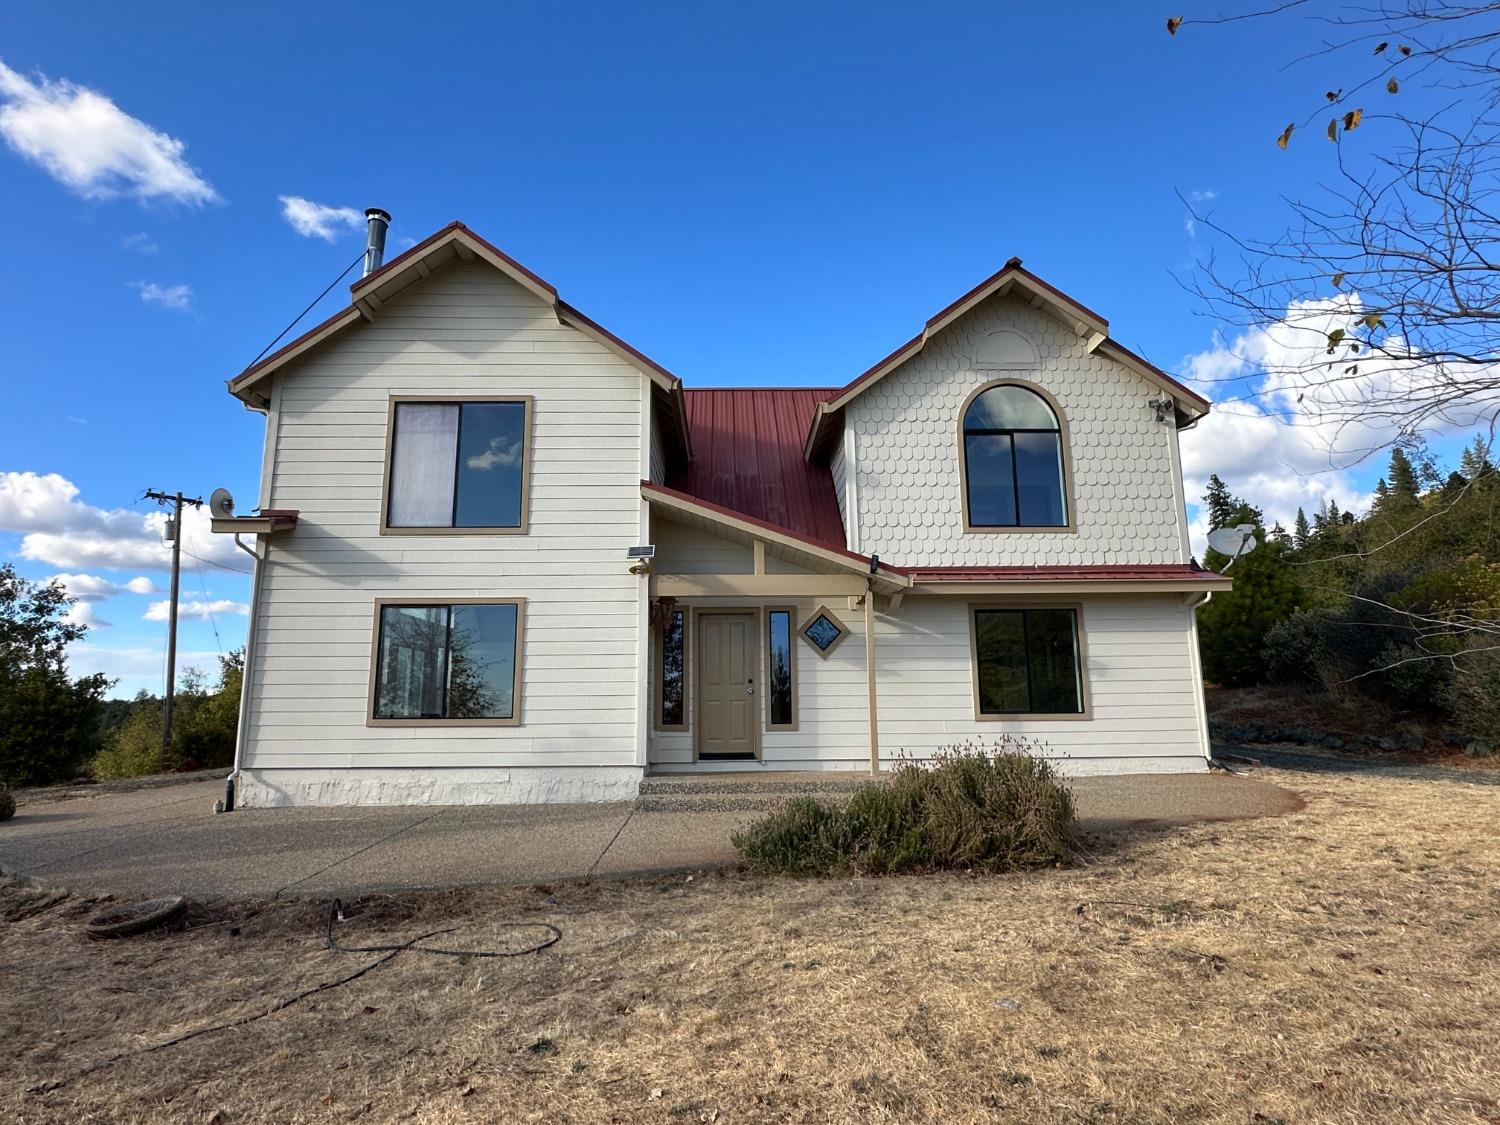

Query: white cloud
[135,281,193,310]
[67,643,225,698]
[1183,189,1217,239]
[47,572,156,600]
[0,472,249,573]
[278,195,363,241]
[0,59,216,205]
[143,598,248,622]
[466,438,523,471]
[122,231,158,254]
[1178,294,1500,551]
[64,601,110,629]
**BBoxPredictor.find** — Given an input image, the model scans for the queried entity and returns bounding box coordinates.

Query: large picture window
[385,398,532,532]
[961,382,1069,529]
[371,600,523,724]
[971,606,1085,718]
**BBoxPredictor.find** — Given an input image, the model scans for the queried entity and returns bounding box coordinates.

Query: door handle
[747,679,755,696]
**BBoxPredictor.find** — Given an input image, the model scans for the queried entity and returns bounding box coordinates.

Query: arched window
[961,382,1069,528]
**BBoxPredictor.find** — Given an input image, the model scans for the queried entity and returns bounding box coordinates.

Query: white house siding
[647,593,874,772]
[874,594,1209,774]
[239,260,648,807]
[647,591,1207,775]
[829,433,849,544]
[848,294,1188,567]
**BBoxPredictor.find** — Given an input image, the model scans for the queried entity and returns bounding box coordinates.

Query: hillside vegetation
[1199,437,1500,744]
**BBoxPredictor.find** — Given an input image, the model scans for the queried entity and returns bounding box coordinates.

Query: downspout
[225,532,263,811]
[1185,590,1214,767]
[864,585,879,775]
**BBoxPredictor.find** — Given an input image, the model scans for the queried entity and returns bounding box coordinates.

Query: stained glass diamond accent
[799,607,848,657]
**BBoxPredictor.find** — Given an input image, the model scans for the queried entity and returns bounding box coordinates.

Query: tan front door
[697,612,759,759]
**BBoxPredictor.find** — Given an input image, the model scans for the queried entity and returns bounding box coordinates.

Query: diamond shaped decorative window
[799,605,849,658]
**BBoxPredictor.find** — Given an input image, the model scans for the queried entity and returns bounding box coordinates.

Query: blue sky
[0,2,1473,696]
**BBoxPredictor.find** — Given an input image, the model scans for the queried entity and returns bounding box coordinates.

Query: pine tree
[1271,521,1290,545]
[1388,448,1420,500]
[1293,507,1310,548]
[1204,474,1236,531]
[1459,435,1494,482]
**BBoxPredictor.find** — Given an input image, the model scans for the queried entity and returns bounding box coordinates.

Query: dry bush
[734,741,1074,875]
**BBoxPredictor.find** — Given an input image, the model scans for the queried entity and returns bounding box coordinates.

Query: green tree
[1459,436,1494,483]
[92,651,244,778]
[0,564,110,786]
[1198,530,1303,687]
[1203,474,1236,531]
[1387,449,1420,502]
[1293,508,1310,549]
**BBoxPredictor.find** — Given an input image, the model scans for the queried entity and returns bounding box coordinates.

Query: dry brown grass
[3,767,1499,1124]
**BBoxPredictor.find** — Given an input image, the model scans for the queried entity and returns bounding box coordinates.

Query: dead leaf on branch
[1387,78,1399,94]
[1167,16,1183,35]
[1332,272,1346,288]
[1328,119,1338,141]
[1374,41,1388,54]
[1344,108,1363,131]
[1277,122,1295,149]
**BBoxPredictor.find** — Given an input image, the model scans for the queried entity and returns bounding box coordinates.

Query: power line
[248,250,365,367]
[190,555,223,656]
[180,547,252,576]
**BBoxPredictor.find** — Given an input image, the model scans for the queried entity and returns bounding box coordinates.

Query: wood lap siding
[247,262,644,769]
[878,596,1206,768]
[648,591,1205,773]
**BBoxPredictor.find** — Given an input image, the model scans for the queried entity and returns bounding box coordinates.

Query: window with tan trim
[959,380,1073,532]
[382,397,533,534]
[656,607,687,730]
[765,606,797,730]
[369,598,524,726]
[969,604,1090,720]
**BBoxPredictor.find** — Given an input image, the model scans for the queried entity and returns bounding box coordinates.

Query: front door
[697,612,758,760]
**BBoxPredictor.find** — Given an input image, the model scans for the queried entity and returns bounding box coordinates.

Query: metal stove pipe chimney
[362,208,391,277]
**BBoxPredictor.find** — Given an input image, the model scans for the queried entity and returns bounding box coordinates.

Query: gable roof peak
[802,258,1210,459]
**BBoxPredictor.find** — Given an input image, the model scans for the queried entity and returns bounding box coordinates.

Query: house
[213,215,1229,808]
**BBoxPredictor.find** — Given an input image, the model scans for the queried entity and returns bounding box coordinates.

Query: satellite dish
[1206,523,1258,569]
[208,488,235,519]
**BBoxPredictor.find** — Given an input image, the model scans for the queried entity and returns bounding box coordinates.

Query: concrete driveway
[0,771,1302,899]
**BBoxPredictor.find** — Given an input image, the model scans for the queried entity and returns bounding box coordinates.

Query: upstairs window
[961,382,1069,529]
[385,398,532,532]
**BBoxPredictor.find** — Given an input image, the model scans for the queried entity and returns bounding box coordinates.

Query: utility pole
[144,489,203,770]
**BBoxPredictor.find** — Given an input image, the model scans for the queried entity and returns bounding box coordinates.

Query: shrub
[1260,610,1325,686]
[1443,644,1500,742]
[733,742,1075,876]
[0,785,14,823]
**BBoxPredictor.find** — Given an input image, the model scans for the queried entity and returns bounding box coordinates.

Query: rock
[1402,733,1424,752]
[1322,736,1345,750]
[1378,737,1398,752]
[1464,741,1492,758]
[1442,730,1464,748]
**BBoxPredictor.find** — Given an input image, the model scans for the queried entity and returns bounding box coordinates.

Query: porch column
[864,587,879,774]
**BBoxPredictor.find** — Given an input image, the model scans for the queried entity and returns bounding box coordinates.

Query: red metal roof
[665,389,847,547]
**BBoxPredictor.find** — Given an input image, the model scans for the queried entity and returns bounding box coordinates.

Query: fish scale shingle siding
[847,294,1187,567]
